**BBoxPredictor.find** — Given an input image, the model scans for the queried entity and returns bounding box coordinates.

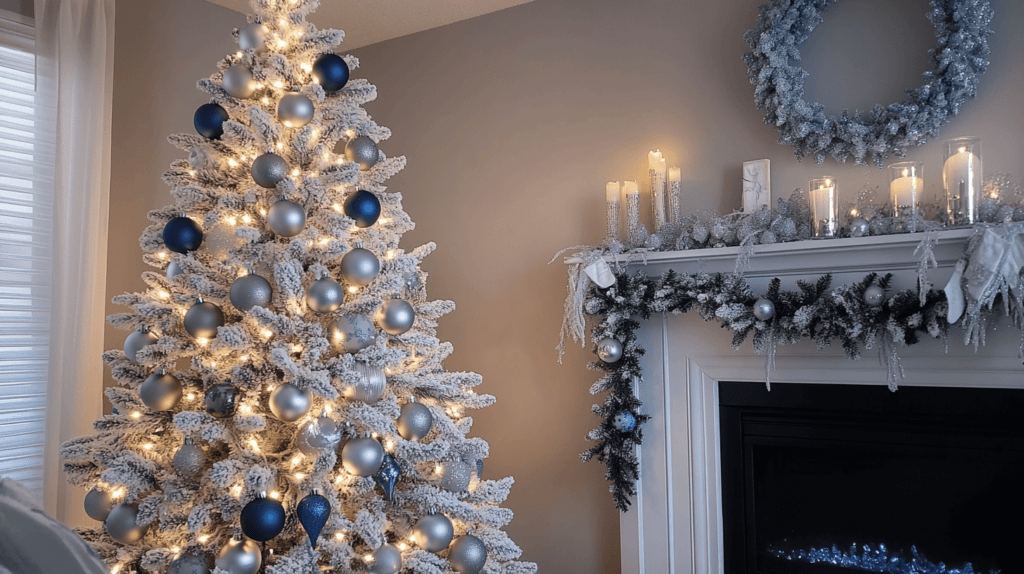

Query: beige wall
[106,0,1024,572]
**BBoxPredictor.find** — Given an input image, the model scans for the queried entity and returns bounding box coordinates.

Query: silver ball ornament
[344,135,379,170]
[172,438,206,477]
[124,328,158,363]
[277,93,314,128]
[269,382,312,421]
[849,217,870,238]
[306,277,343,313]
[397,401,433,441]
[216,538,262,574]
[105,503,149,544]
[295,414,342,457]
[439,461,473,493]
[238,23,268,53]
[184,299,224,339]
[230,273,273,312]
[864,285,885,307]
[204,382,237,418]
[167,260,184,279]
[139,371,182,411]
[376,299,414,335]
[412,512,454,553]
[251,153,289,189]
[168,550,212,574]
[340,437,384,476]
[188,146,213,170]
[449,535,488,574]
[328,313,377,354]
[84,488,115,521]
[753,298,775,321]
[222,64,254,99]
[596,338,623,363]
[367,544,403,574]
[267,199,306,237]
[203,222,244,258]
[341,362,386,404]
[340,247,380,286]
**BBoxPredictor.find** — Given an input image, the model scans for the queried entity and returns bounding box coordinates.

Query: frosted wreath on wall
[742,0,994,166]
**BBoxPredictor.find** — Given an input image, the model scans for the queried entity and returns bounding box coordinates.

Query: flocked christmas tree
[60,2,536,573]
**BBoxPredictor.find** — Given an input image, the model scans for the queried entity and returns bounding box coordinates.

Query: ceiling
[206,0,537,50]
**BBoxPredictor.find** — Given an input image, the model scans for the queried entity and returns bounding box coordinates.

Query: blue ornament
[193,103,229,140]
[343,189,381,228]
[613,411,636,432]
[296,491,331,549]
[163,216,203,253]
[240,494,285,542]
[373,453,401,501]
[312,53,349,93]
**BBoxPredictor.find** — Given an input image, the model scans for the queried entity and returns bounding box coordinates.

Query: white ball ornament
[412,511,454,553]
[267,199,306,237]
[864,285,885,307]
[277,93,315,128]
[139,370,182,411]
[376,298,415,335]
[596,338,623,363]
[222,64,254,99]
[753,298,775,321]
[341,437,384,476]
[449,534,488,574]
[105,503,149,544]
[216,537,262,574]
[269,382,312,421]
[306,276,343,313]
[367,544,402,574]
[238,23,268,53]
[124,327,158,363]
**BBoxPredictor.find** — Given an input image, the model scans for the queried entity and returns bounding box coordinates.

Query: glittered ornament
[864,285,885,307]
[184,299,224,339]
[367,544,402,574]
[139,370,182,411]
[376,298,414,335]
[613,411,637,432]
[84,488,114,522]
[251,153,288,189]
[306,276,343,313]
[188,146,212,170]
[230,272,273,312]
[241,493,285,542]
[295,412,342,457]
[194,103,229,140]
[237,22,268,53]
[328,313,377,354]
[167,260,184,279]
[124,327,158,363]
[341,362,386,404]
[397,400,432,441]
[269,382,312,422]
[203,222,245,259]
[163,215,203,253]
[449,535,488,574]
[341,437,384,476]
[753,298,775,321]
[344,135,379,170]
[216,537,261,574]
[168,550,211,574]
[439,461,472,493]
[340,247,380,286]
[267,198,306,237]
[277,93,314,128]
[596,338,622,363]
[296,490,331,549]
[105,503,149,544]
[412,511,454,553]
[373,453,401,501]
[849,217,870,238]
[172,437,206,478]
[312,53,349,92]
[204,381,237,418]
[222,64,254,99]
[343,189,381,228]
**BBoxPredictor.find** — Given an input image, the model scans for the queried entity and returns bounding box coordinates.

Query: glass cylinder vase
[942,136,982,226]
[605,181,621,244]
[889,161,923,232]
[808,177,838,239]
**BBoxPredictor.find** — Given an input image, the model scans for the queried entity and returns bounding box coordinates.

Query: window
[0,8,55,502]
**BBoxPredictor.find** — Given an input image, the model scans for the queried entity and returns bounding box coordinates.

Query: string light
[130,411,141,419]
[157,252,166,259]
[235,51,242,58]
[143,443,153,450]
[332,203,342,212]
[172,546,181,555]
[240,405,253,414]
[335,532,345,540]
[273,81,285,88]
[196,337,209,347]
[262,97,270,104]
[227,158,239,167]
[386,250,395,260]
[378,218,389,224]
[291,456,301,465]
[347,286,358,294]
[158,290,170,299]
[248,439,261,452]
[226,216,237,226]
[261,329,274,339]
[186,393,195,400]
[111,565,121,574]
[398,543,408,551]
[242,214,252,224]
[291,168,300,176]
[294,473,306,479]
[290,343,303,353]
[270,491,280,499]
[231,484,242,498]
[198,534,210,544]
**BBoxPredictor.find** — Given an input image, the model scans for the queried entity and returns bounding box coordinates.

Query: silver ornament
[173,438,206,477]
[449,535,487,574]
[139,370,182,411]
[222,65,254,99]
[204,382,237,418]
[367,544,402,574]
[124,328,158,363]
[412,511,453,553]
[277,93,314,128]
[230,273,273,312]
[376,299,414,335]
[344,135,379,170]
[251,153,288,189]
[397,401,432,441]
[864,285,885,307]
[167,260,184,279]
[188,146,212,170]
[340,247,380,286]
[341,362,386,404]
[216,537,261,574]
[237,23,268,54]
[84,488,114,521]
[340,437,384,476]
[753,298,775,321]
[849,217,870,238]
[596,338,623,363]
[296,413,342,457]
[269,383,312,421]
[439,461,473,493]
[168,550,211,574]
[184,299,224,339]
[328,313,377,354]
[105,503,149,544]
[203,222,244,258]
[306,277,343,313]
[267,199,306,237]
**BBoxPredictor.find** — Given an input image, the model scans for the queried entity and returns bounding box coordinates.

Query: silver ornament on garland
[267,198,306,237]
[222,64,254,99]
[328,313,377,354]
[172,437,206,478]
[412,510,454,553]
[340,246,380,286]
[306,276,343,313]
[184,299,225,339]
[367,543,403,574]
[237,22,268,54]
[849,217,870,237]
[439,460,473,493]
[105,503,149,544]
[341,362,386,404]
[84,488,115,522]
[397,400,432,441]
[344,135,379,170]
[753,298,775,321]
[269,382,312,422]
[251,153,289,189]
[139,370,182,411]
[277,93,314,128]
[204,381,237,419]
[168,550,212,574]
[596,338,623,363]
[341,437,384,476]
[167,259,184,279]
[216,537,261,574]
[295,412,342,457]
[376,298,414,335]
[613,411,637,432]
[124,327,158,364]
[449,535,488,574]
[864,285,885,307]
[230,272,273,312]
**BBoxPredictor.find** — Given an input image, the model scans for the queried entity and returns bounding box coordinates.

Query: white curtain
[35,0,115,526]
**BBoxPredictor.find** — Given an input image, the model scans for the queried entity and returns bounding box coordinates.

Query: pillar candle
[890,170,923,210]
[623,180,644,246]
[943,146,981,225]
[809,178,837,238]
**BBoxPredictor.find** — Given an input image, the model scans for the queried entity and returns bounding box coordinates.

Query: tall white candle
[943,146,980,224]
[809,178,837,238]
[605,181,621,243]
[890,170,923,209]
[668,167,682,226]
[648,150,668,232]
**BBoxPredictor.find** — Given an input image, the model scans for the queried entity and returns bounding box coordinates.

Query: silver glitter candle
[648,150,668,232]
[624,180,644,246]
[668,167,682,225]
[605,181,621,243]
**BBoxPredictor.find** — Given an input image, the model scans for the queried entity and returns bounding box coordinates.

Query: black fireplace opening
[720,382,1024,574]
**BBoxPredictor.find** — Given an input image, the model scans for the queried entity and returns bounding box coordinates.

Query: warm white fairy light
[240,354,249,362]
[112,487,126,499]
[378,218,389,224]
[248,439,261,452]
[196,337,209,347]
[434,465,443,474]
[275,142,283,150]
[318,238,330,246]
[172,546,181,555]
[291,456,301,465]
[186,393,195,400]
[332,203,342,212]
[347,286,358,294]
[335,532,344,540]
[240,404,252,414]
[227,158,238,167]
[198,534,210,543]
[386,250,395,260]
[291,168,300,176]
[300,62,312,72]
[364,555,374,563]
[235,51,242,58]
[231,484,242,498]
[131,411,141,419]
[158,290,170,299]
[270,490,280,499]
[143,443,154,450]
[111,565,121,574]
[261,329,274,339]
[157,251,166,259]
[294,472,306,479]
[242,214,252,224]
[226,216,237,226]
[262,97,270,104]
[398,543,408,551]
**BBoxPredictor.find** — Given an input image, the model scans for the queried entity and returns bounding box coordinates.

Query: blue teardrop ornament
[373,453,401,501]
[296,491,331,548]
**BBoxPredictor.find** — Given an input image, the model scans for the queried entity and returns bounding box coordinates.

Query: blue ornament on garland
[373,453,401,501]
[613,411,636,432]
[163,215,203,253]
[193,103,229,140]
[296,490,331,549]
[240,492,285,542]
[343,189,381,228]
[312,53,349,92]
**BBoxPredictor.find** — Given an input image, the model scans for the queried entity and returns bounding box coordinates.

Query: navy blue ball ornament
[163,215,203,254]
[373,453,401,501]
[296,490,331,549]
[343,189,381,228]
[613,411,636,432]
[194,103,229,140]
[312,53,349,93]
[240,492,285,542]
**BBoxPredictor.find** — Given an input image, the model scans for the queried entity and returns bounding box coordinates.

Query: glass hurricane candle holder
[943,136,982,225]
[889,161,923,232]
[605,181,621,244]
[808,177,838,238]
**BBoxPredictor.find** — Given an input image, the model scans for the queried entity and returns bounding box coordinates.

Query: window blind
[0,9,56,502]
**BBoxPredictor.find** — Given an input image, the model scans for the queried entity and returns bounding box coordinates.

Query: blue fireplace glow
[769,543,999,574]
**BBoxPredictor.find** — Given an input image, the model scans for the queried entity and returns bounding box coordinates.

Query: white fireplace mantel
[613,228,1024,574]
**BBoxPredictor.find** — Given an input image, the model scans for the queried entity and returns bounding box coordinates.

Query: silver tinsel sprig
[770,542,996,574]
